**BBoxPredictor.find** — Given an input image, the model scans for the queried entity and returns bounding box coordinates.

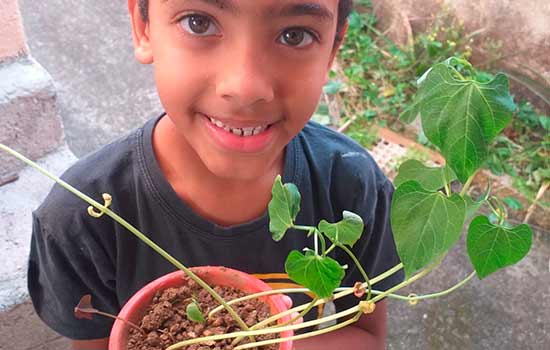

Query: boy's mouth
[199,112,277,153]
[202,113,273,137]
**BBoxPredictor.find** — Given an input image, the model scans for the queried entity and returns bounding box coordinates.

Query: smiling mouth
[202,113,274,137]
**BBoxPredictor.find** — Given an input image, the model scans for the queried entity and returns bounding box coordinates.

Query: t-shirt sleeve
[28,211,119,340]
[333,179,405,313]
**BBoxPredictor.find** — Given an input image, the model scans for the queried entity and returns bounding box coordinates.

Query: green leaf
[186,301,206,324]
[539,115,550,130]
[464,183,491,220]
[399,100,421,124]
[318,211,364,247]
[391,181,466,278]
[467,216,532,279]
[503,196,523,210]
[323,80,344,95]
[285,250,345,299]
[394,159,457,191]
[418,62,516,182]
[268,175,301,241]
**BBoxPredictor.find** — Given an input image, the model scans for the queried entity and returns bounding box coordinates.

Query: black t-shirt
[28,114,404,340]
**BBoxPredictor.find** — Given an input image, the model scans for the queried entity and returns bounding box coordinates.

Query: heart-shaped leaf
[186,301,206,324]
[394,159,457,191]
[285,250,345,299]
[399,98,421,124]
[269,175,301,241]
[467,216,533,279]
[391,181,466,278]
[318,211,364,247]
[417,62,516,182]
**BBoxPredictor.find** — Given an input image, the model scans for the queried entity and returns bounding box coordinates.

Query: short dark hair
[138,0,353,44]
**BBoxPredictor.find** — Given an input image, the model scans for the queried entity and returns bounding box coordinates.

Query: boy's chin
[203,157,278,182]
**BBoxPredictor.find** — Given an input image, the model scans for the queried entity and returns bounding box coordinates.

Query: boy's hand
[282,295,304,325]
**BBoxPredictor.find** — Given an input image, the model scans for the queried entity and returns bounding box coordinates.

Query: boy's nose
[215,48,275,107]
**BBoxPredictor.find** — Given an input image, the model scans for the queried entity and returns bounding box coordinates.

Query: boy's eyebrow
[167,0,334,22]
[165,0,238,12]
[275,2,334,22]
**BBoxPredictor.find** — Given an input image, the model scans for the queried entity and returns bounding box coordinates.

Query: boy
[28,0,403,349]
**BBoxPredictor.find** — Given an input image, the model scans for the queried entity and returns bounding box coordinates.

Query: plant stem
[314,228,319,255]
[0,144,254,341]
[167,305,361,350]
[279,298,318,328]
[370,261,439,303]
[325,243,336,255]
[293,225,315,232]
[336,243,372,300]
[93,311,144,335]
[460,174,476,197]
[316,229,327,256]
[231,297,320,347]
[234,313,362,350]
[404,271,476,302]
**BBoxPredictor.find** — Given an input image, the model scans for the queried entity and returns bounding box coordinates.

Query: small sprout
[358,300,376,314]
[186,300,206,324]
[407,293,419,306]
[353,282,365,298]
[88,193,112,218]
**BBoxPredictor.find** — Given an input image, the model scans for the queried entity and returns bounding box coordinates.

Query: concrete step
[0,145,76,311]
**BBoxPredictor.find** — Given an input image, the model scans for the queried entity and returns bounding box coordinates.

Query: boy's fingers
[282,295,293,309]
[291,312,303,325]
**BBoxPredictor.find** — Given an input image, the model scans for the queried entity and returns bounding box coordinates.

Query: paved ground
[1,1,549,349]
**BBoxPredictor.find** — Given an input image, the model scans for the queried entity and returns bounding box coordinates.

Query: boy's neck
[152,115,284,227]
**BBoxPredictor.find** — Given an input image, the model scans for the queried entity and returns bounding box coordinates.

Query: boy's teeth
[208,117,268,137]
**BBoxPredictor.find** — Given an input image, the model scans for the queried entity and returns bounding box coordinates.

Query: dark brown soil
[127,279,279,350]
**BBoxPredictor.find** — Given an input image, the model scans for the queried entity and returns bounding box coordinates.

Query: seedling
[0,57,534,349]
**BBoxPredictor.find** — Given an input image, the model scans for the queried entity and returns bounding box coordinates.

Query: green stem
[0,144,254,341]
[371,260,439,303]
[316,229,327,256]
[94,311,144,335]
[325,243,336,255]
[460,174,476,197]
[167,305,361,350]
[337,243,372,300]
[442,168,451,197]
[405,271,476,303]
[280,298,318,328]
[293,225,315,232]
[231,297,321,348]
[234,313,362,350]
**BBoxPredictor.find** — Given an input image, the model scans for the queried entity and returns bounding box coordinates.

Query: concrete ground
[1,1,548,349]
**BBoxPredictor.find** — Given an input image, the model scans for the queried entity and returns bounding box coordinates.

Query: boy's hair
[137,0,353,44]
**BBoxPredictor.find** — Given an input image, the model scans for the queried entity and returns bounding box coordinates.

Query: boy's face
[130,0,343,181]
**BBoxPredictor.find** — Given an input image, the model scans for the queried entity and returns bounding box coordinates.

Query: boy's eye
[180,14,220,36]
[279,28,316,47]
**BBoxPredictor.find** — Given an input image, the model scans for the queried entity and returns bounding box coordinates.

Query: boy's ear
[128,0,153,64]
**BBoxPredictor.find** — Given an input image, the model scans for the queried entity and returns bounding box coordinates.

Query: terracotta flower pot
[109,266,294,350]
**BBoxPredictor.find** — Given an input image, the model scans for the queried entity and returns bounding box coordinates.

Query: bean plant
[0,57,533,349]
